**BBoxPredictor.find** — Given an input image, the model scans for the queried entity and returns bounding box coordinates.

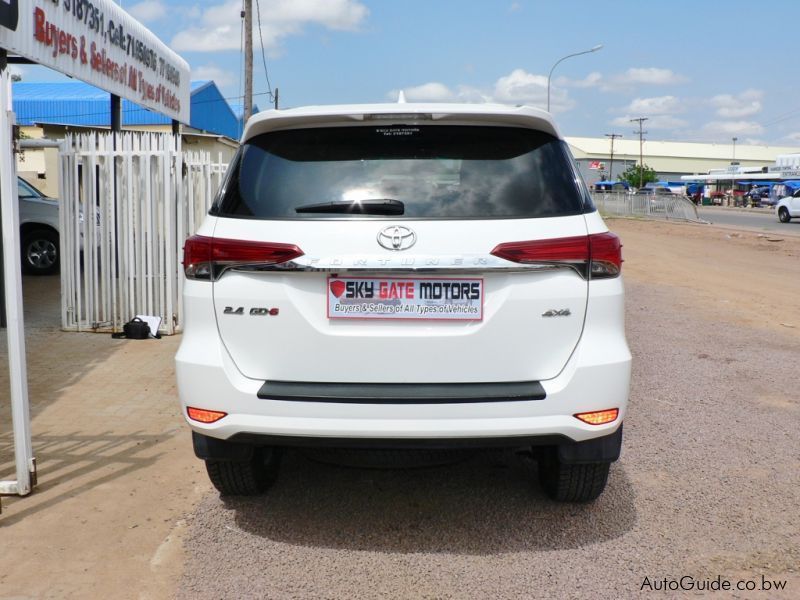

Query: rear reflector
[490,232,622,279]
[183,235,304,280]
[187,406,228,423]
[574,408,619,425]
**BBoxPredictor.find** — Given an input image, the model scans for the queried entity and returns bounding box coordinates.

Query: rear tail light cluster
[183,235,304,281]
[490,232,622,279]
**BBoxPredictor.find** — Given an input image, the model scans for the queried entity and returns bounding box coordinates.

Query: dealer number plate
[327,277,484,321]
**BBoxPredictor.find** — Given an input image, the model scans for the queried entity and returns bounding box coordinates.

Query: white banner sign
[0,0,190,122]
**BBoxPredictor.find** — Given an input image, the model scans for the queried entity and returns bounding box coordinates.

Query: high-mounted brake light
[187,406,228,423]
[490,232,622,279]
[574,408,619,425]
[183,235,304,281]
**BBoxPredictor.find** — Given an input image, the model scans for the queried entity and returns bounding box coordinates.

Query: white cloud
[393,82,455,102]
[493,69,546,102]
[391,68,582,113]
[603,67,687,91]
[620,67,686,85]
[709,89,763,118]
[493,69,573,112]
[388,82,490,104]
[624,95,683,115]
[172,0,368,53]
[509,2,522,12]
[556,71,602,89]
[611,114,688,129]
[193,64,237,88]
[128,1,166,23]
[702,120,765,137]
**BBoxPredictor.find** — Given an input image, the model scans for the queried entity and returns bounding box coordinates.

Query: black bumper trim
[227,432,569,450]
[256,380,546,404]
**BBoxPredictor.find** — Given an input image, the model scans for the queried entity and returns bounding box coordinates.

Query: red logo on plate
[329,280,346,298]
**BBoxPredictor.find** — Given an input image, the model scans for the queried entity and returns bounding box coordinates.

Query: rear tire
[205,447,281,496]
[778,207,791,223]
[538,451,610,502]
[21,229,59,275]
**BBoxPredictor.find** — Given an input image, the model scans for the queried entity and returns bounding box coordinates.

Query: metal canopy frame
[1,12,186,509]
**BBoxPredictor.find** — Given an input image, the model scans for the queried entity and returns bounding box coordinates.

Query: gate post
[0,51,35,502]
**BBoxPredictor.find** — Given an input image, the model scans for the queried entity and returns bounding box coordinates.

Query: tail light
[490,232,621,279]
[574,408,619,425]
[183,235,304,281]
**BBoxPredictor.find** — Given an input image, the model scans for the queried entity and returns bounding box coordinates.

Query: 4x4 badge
[377,225,416,251]
[542,309,571,317]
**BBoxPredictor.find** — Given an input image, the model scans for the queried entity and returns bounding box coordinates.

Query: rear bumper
[193,425,623,463]
[175,278,631,445]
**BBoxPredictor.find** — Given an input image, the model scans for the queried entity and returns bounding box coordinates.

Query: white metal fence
[592,192,701,222]
[59,132,228,335]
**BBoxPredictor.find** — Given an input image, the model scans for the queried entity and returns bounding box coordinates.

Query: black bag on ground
[112,317,158,339]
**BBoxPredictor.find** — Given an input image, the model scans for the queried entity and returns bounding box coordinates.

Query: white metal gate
[59,132,228,335]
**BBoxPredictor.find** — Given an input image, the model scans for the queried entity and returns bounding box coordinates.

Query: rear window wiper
[294,198,405,215]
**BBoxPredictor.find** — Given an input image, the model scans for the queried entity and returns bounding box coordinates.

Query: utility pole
[605,133,622,181]
[243,0,253,122]
[274,87,279,110]
[630,117,648,189]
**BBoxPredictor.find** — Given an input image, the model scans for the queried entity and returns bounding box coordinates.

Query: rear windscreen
[214,125,589,219]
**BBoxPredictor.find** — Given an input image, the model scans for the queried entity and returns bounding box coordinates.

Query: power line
[254,0,274,103]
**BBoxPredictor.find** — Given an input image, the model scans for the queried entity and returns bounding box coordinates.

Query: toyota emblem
[377,225,417,251]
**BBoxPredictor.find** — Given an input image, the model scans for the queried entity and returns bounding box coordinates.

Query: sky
[15,0,800,147]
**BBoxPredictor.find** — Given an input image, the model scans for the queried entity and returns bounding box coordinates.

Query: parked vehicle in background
[177,102,632,503]
[742,186,768,207]
[776,189,800,222]
[18,177,60,275]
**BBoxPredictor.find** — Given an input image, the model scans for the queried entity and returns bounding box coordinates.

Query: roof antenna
[397,90,407,104]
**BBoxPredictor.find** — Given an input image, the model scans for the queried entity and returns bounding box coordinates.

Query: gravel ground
[178,280,799,599]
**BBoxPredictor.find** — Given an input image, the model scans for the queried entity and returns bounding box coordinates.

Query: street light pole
[732,136,738,162]
[547,44,603,112]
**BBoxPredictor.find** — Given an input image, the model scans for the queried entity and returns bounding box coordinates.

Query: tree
[619,163,657,189]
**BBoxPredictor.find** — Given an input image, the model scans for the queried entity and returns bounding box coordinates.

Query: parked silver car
[18,177,60,275]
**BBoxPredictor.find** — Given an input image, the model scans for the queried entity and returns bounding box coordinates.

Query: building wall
[567,136,799,186]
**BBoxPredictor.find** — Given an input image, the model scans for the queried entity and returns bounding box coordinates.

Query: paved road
[698,207,800,235]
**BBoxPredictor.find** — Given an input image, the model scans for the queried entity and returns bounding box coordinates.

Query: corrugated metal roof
[13,80,244,140]
[566,136,800,162]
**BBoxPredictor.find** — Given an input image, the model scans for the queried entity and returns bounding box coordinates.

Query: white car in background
[776,189,800,222]
[176,102,632,502]
[18,177,61,275]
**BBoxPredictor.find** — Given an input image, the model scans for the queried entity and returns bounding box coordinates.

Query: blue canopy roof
[13,80,248,140]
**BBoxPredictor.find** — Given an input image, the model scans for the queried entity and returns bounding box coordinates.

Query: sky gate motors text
[341,281,481,300]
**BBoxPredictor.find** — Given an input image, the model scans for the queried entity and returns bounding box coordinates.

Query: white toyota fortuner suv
[176,102,631,502]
